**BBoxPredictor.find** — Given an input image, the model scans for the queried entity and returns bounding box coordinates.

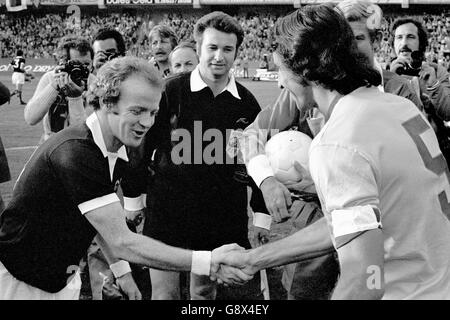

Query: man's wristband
[110,260,131,278]
[191,251,212,276]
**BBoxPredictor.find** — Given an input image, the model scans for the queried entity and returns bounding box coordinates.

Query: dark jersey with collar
[135,72,262,250]
[11,56,25,73]
[0,124,128,293]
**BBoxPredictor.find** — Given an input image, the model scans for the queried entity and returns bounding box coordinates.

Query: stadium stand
[1,6,450,71]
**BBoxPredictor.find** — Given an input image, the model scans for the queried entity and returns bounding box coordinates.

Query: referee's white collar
[86,112,129,162]
[190,66,241,100]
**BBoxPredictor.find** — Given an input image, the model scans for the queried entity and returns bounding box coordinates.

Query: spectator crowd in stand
[1,9,450,71]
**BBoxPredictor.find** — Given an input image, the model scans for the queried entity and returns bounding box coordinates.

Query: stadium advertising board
[0,59,57,73]
[39,0,99,5]
[252,68,278,81]
[5,0,99,7]
[105,0,191,4]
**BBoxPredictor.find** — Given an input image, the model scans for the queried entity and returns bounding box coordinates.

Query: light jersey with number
[11,56,25,73]
[309,86,450,299]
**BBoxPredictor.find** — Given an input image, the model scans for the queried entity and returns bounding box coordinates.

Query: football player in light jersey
[224,4,450,299]
[9,49,27,105]
[240,0,424,300]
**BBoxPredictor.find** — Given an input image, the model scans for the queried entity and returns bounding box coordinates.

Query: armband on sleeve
[331,205,381,249]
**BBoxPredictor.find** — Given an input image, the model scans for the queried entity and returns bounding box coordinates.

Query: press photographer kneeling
[24,36,93,142]
[390,18,450,163]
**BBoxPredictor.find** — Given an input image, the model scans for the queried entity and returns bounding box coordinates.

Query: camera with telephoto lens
[59,60,90,87]
[59,60,89,86]
[395,51,423,77]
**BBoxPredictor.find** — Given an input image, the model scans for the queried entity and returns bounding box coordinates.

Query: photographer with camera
[391,18,450,122]
[24,36,93,142]
[92,28,126,76]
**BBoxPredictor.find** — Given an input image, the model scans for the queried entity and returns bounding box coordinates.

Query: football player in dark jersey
[9,49,26,105]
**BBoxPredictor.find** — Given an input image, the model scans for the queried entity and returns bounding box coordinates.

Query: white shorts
[12,72,25,85]
[0,261,81,300]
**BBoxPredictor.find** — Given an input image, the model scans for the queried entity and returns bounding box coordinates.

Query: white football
[265,130,312,185]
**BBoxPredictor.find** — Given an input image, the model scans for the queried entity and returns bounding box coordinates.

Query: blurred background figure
[168,41,199,75]
[9,49,27,105]
[148,25,178,78]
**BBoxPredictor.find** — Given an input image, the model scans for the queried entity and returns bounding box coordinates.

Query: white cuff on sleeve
[191,251,212,276]
[110,260,132,278]
[78,193,120,215]
[253,212,272,230]
[247,154,274,187]
[123,194,145,211]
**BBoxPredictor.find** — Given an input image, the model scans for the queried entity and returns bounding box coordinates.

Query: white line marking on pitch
[5,146,38,151]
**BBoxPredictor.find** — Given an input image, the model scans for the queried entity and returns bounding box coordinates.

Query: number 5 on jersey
[403,114,450,219]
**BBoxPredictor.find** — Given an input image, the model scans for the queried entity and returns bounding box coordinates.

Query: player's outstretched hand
[260,176,292,223]
[115,272,142,300]
[215,265,254,286]
[210,244,257,285]
[210,244,254,284]
[284,161,316,193]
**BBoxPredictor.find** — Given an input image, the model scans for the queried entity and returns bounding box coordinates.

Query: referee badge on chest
[226,129,243,160]
[113,178,122,193]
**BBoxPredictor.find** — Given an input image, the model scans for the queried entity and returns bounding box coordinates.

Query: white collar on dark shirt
[86,112,128,180]
[190,66,241,100]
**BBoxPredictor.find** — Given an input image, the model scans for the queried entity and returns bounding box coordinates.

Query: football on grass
[265,130,312,185]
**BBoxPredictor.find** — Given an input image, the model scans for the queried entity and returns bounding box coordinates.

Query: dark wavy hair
[93,28,126,57]
[56,35,94,62]
[390,18,428,56]
[194,11,244,56]
[274,4,381,95]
